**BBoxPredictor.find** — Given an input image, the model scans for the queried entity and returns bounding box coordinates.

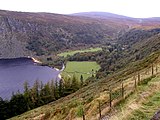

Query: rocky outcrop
[0,16,32,58]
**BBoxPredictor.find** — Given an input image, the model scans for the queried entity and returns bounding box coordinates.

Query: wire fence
[80,57,160,120]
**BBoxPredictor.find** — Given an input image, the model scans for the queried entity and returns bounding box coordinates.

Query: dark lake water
[0,57,60,100]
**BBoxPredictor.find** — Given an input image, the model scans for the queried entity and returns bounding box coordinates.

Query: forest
[0,75,84,120]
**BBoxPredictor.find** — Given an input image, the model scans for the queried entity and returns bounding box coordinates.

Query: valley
[0,9,160,120]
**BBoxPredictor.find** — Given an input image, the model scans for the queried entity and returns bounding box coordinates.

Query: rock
[151,110,160,120]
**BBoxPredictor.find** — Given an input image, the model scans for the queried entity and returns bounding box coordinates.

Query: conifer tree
[23,81,31,110]
[50,79,56,100]
[9,93,28,117]
[31,80,40,107]
[80,75,84,87]
[0,97,9,119]
[41,82,52,104]
[58,79,64,97]
[54,78,60,99]
[71,74,80,92]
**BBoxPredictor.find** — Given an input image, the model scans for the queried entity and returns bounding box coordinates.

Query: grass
[118,75,160,120]
[128,92,160,120]
[76,104,84,117]
[58,47,102,57]
[10,53,160,120]
[62,61,100,80]
[107,74,160,120]
[127,77,160,120]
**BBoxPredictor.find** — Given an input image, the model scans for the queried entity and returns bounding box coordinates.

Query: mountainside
[1,10,160,120]
[73,12,130,18]
[72,12,137,23]
[73,12,160,29]
[96,28,160,77]
[1,10,160,58]
[0,10,129,58]
[10,49,160,120]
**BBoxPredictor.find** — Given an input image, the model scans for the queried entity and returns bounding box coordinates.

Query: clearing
[58,47,102,57]
[62,61,100,80]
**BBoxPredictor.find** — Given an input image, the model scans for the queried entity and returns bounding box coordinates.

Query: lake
[0,57,60,100]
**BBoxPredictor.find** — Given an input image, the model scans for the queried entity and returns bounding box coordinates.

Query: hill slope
[10,50,160,120]
[3,10,160,120]
[73,12,160,29]
[0,10,129,58]
[1,10,160,58]
[106,73,160,120]
[95,28,160,78]
[9,27,160,119]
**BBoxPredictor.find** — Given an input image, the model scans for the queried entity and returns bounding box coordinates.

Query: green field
[58,47,102,57]
[62,61,100,80]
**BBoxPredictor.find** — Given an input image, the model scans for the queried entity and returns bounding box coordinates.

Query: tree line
[0,75,83,120]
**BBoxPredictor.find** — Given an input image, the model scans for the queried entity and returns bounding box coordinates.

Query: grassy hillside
[10,50,160,120]
[62,61,100,80]
[107,73,160,120]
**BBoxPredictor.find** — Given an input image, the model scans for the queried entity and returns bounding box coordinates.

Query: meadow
[62,61,100,80]
[58,47,102,57]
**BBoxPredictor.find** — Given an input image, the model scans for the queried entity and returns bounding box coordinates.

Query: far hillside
[1,10,160,58]
[73,12,160,29]
[0,10,128,58]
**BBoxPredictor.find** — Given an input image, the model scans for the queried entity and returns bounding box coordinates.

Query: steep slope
[9,27,160,119]
[10,50,160,120]
[118,28,160,61]
[1,10,160,58]
[104,73,160,120]
[0,10,129,58]
[96,28,160,77]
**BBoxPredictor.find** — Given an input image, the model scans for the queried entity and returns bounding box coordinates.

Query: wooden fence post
[138,72,140,85]
[151,63,154,76]
[134,75,137,89]
[156,64,158,73]
[98,100,101,120]
[121,80,124,99]
[82,106,85,120]
[83,114,85,120]
[109,87,112,108]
